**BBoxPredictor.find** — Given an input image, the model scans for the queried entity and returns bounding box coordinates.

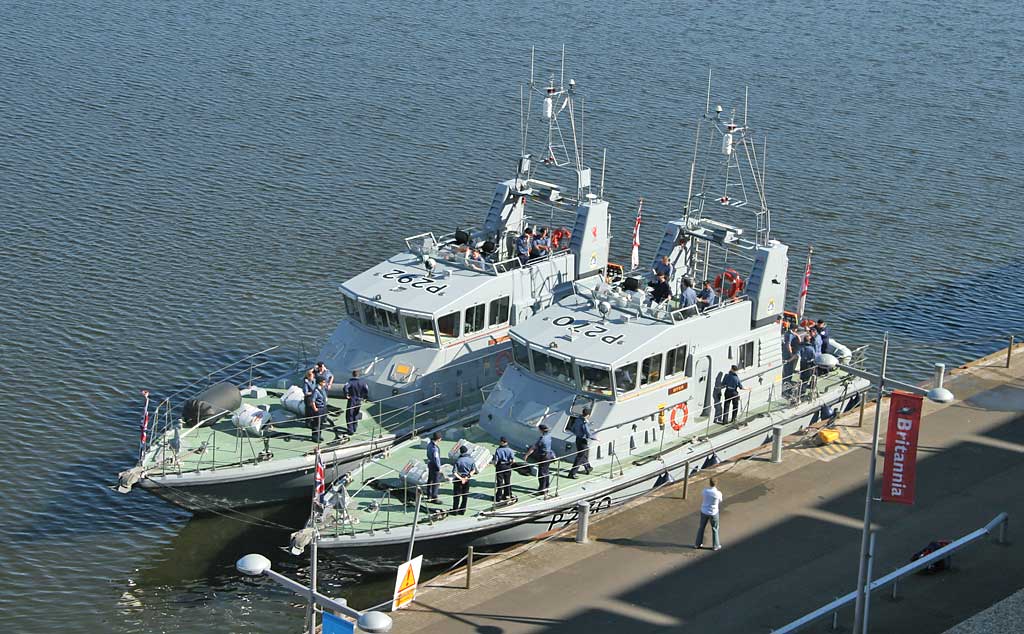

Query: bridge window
[343,296,361,322]
[641,353,663,387]
[403,315,436,345]
[465,303,486,335]
[579,364,613,396]
[438,311,461,344]
[512,339,531,369]
[665,345,688,377]
[489,296,511,327]
[363,303,401,336]
[615,362,639,394]
[532,350,575,387]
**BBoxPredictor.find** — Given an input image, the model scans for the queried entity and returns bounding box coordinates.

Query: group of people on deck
[648,255,719,313]
[301,362,369,443]
[781,319,832,400]
[423,407,596,515]
[514,226,572,266]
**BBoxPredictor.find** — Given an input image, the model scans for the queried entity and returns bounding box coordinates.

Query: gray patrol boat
[116,50,613,512]
[293,84,880,553]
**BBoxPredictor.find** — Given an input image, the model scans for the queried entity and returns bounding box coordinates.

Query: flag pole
[796,246,813,322]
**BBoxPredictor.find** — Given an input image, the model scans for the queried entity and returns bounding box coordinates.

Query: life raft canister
[670,402,689,431]
[713,268,745,299]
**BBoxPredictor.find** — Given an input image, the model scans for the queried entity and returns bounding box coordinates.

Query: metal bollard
[1009,335,1015,368]
[576,501,590,544]
[466,546,473,589]
[999,517,1008,544]
[771,426,783,464]
[683,461,690,500]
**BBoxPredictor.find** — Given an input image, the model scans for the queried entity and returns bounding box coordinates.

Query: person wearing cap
[426,431,443,503]
[524,424,555,495]
[722,365,750,424]
[568,407,596,478]
[697,279,717,312]
[314,361,334,392]
[310,377,329,443]
[302,368,317,428]
[798,334,817,398]
[342,369,369,435]
[492,437,515,503]
[816,319,831,355]
[451,445,477,515]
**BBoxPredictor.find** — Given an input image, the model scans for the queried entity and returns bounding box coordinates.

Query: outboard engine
[182,382,242,426]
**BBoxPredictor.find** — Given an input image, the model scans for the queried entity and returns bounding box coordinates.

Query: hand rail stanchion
[683,460,690,499]
[1008,335,1015,368]
[406,487,422,562]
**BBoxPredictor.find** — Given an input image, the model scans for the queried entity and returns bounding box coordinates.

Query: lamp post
[816,332,954,634]
[236,553,393,633]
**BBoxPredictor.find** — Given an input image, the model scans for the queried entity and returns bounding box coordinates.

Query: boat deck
[142,389,464,475]
[320,370,857,538]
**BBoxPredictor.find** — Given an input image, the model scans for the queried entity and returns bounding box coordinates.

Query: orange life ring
[495,349,512,376]
[551,227,571,250]
[713,268,745,299]
[670,402,689,431]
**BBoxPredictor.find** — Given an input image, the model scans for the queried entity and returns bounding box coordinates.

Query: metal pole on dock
[1008,335,1015,368]
[466,546,474,589]
[406,488,423,562]
[308,533,318,634]
[576,501,590,544]
[771,426,783,464]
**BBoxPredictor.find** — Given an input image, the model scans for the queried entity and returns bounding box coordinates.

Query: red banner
[881,390,924,505]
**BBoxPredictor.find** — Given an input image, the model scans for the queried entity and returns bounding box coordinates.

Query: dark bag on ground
[911,540,952,574]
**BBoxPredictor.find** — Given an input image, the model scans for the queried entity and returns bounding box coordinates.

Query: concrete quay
[392,343,1024,633]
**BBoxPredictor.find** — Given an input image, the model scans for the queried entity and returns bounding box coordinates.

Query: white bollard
[771,426,784,464]
[576,501,590,544]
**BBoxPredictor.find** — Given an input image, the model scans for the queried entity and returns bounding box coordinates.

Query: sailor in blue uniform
[722,365,749,423]
[302,368,317,428]
[342,369,369,435]
[809,326,823,357]
[310,377,329,443]
[816,319,831,355]
[514,227,533,266]
[567,407,596,478]
[426,431,443,503]
[782,323,799,397]
[652,255,674,281]
[697,280,717,312]
[314,361,334,392]
[451,445,477,515]
[680,278,699,311]
[524,424,555,495]
[492,437,515,503]
[798,335,818,398]
[531,227,552,259]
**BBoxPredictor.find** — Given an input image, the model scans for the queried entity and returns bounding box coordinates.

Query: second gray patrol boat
[293,84,883,554]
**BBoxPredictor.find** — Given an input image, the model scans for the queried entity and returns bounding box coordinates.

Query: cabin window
[737,341,755,369]
[438,311,461,344]
[343,296,361,322]
[488,296,511,327]
[532,350,574,386]
[465,303,486,335]
[641,353,663,387]
[579,364,613,396]
[512,339,531,369]
[362,303,401,336]
[614,362,639,394]
[665,345,688,377]
[403,314,436,344]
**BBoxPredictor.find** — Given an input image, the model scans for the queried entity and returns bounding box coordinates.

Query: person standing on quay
[695,477,723,551]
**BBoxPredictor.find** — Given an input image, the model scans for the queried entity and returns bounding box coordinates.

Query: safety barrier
[771,512,1011,633]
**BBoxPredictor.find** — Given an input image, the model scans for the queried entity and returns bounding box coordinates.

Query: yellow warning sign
[391,555,423,611]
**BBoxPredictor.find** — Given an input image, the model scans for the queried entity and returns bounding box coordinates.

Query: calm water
[1,1,1022,632]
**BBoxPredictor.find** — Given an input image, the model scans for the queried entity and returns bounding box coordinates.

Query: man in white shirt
[695,477,723,551]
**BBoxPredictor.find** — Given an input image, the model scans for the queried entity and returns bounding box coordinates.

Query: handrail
[771,512,1011,633]
[162,346,278,401]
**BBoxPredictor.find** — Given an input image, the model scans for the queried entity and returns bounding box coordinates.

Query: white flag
[630,199,643,270]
